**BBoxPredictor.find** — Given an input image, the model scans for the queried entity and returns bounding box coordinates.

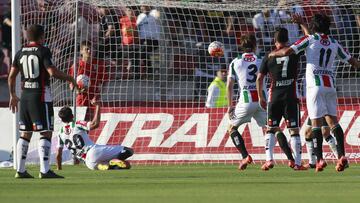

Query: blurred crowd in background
[0,0,359,105]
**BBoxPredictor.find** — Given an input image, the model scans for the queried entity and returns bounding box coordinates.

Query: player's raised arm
[348,57,360,69]
[56,147,63,170]
[88,98,101,130]
[46,66,77,88]
[292,13,310,36]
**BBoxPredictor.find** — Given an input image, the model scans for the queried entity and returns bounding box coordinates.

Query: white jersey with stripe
[57,121,95,161]
[290,33,351,89]
[228,53,264,103]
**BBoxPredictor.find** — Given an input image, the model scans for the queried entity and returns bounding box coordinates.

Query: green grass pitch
[0,164,359,203]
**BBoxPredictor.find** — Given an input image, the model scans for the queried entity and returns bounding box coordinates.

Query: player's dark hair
[26,24,44,41]
[58,106,74,123]
[80,40,91,49]
[274,27,289,43]
[310,13,331,34]
[240,34,256,52]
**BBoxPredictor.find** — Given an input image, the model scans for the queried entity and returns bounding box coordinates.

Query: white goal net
[18,0,360,165]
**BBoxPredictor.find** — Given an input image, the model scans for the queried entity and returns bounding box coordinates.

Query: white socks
[16,138,29,173]
[39,138,51,173]
[305,138,316,165]
[325,135,338,158]
[265,133,275,161]
[290,135,302,166]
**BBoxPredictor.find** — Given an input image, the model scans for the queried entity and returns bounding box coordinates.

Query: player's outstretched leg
[229,126,252,170]
[331,124,348,172]
[275,131,295,168]
[15,135,34,178]
[262,131,275,171]
[312,127,327,172]
[290,134,307,171]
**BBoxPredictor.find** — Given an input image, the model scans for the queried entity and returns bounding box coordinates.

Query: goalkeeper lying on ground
[56,98,134,170]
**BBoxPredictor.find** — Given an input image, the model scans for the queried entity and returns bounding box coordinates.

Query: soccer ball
[76,74,90,90]
[208,41,224,57]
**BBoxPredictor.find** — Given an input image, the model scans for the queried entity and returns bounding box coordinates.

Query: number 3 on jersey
[247,64,258,82]
[20,55,40,79]
[276,56,289,78]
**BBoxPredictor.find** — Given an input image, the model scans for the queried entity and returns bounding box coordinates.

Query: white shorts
[230,102,266,127]
[306,86,337,119]
[85,145,124,170]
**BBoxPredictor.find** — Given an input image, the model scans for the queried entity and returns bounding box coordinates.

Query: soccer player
[257,27,306,171]
[69,41,107,106]
[227,34,266,170]
[269,13,360,172]
[8,24,77,178]
[56,98,134,170]
[304,118,338,168]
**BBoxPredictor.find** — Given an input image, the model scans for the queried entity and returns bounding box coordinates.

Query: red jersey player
[69,41,108,106]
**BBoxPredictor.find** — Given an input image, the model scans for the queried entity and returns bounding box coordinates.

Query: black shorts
[306,118,329,127]
[267,99,300,129]
[19,93,54,132]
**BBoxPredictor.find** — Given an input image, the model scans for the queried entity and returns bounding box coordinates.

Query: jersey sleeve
[11,51,21,69]
[290,35,310,54]
[228,60,236,80]
[259,55,268,75]
[76,120,91,131]
[57,134,64,148]
[336,42,351,62]
[43,48,54,68]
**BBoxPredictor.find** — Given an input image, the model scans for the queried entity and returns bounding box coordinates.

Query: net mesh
[19,0,360,165]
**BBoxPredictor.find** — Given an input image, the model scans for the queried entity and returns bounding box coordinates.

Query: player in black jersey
[8,24,77,178]
[256,27,307,171]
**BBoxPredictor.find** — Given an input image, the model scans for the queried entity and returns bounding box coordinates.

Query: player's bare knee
[21,132,33,140]
[288,128,299,136]
[40,131,52,139]
[228,125,238,135]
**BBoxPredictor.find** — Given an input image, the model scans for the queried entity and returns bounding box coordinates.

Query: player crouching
[56,98,134,170]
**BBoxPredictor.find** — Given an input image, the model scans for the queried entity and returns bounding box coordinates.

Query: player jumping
[9,24,77,178]
[257,27,306,171]
[227,34,266,170]
[56,98,134,170]
[269,13,360,172]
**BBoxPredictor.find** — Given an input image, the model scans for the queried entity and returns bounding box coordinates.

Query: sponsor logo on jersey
[243,55,255,62]
[64,125,72,135]
[320,39,330,46]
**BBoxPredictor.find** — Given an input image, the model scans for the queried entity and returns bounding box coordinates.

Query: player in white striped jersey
[227,34,266,170]
[269,13,360,172]
[56,98,133,170]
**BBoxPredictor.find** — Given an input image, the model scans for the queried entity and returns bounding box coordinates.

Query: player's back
[229,53,263,103]
[261,53,300,101]
[13,42,53,100]
[58,120,95,159]
[291,33,350,89]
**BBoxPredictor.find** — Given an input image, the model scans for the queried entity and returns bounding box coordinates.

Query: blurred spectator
[0,49,8,79]
[205,69,228,108]
[222,16,238,64]
[136,5,161,75]
[276,0,304,43]
[1,7,11,51]
[98,6,121,59]
[252,9,280,56]
[120,7,140,78]
[69,41,108,106]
